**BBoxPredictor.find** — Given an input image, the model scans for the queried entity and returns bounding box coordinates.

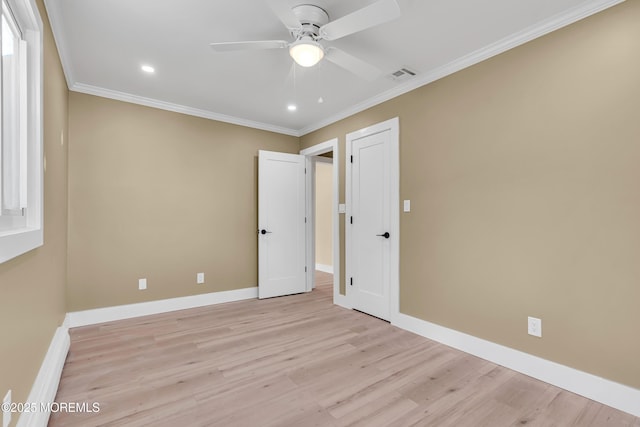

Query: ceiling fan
[209,0,401,81]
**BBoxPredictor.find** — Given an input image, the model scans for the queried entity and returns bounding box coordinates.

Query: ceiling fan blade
[209,40,289,52]
[267,0,302,31]
[324,47,381,81]
[319,0,400,41]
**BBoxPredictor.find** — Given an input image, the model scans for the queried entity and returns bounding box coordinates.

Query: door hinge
[305,217,307,223]
[350,155,353,163]
[350,216,353,224]
[305,266,307,272]
[350,277,353,286]
[305,167,307,174]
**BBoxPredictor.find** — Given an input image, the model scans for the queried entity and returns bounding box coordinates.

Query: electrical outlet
[3,390,11,427]
[528,316,542,337]
[138,278,147,290]
[197,273,205,284]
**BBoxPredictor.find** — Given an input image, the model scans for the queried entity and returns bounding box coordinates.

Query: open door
[258,150,307,299]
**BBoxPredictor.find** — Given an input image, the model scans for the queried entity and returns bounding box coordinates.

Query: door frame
[300,138,343,306]
[346,117,400,321]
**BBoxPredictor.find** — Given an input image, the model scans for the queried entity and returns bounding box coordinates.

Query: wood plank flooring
[50,272,639,426]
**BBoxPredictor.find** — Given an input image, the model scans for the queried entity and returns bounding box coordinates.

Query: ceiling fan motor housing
[291,4,329,39]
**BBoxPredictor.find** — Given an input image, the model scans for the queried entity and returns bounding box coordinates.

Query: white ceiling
[44,0,622,136]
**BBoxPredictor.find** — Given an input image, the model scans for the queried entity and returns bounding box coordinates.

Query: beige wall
[315,160,333,268]
[67,94,299,311]
[0,0,68,417]
[301,1,640,389]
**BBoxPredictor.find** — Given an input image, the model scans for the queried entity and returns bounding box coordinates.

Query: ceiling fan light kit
[289,37,324,67]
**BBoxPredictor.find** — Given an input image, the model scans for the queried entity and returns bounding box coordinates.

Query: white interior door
[347,118,399,321]
[258,150,307,299]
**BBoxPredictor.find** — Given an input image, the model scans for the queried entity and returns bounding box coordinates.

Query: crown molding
[298,0,625,136]
[44,0,299,136]
[70,83,300,136]
[43,0,76,88]
[45,0,623,138]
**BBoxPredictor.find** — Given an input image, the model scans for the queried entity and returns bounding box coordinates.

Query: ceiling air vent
[388,67,417,82]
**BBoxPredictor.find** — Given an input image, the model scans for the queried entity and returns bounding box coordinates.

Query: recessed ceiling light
[141,65,155,73]
[287,104,297,112]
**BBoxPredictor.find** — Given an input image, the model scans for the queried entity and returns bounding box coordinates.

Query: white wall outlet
[197,272,205,284]
[3,390,11,427]
[138,278,147,290]
[528,316,542,337]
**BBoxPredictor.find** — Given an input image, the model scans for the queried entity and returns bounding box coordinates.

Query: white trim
[297,0,625,136]
[304,156,316,292]
[0,228,42,263]
[392,313,640,418]
[346,117,399,322]
[16,327,69,427]
[65,287,257,328]
[41,0,74,88]
[0,0,44,263]
[315,263,333,274]
[300,139,344,307]
[70,83,300,137]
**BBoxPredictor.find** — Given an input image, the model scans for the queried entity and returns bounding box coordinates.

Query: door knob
[260,229,272,235]
[376,232,390,239]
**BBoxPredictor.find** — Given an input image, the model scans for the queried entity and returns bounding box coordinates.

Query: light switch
[338,204,346,214]
[403,200,411,212]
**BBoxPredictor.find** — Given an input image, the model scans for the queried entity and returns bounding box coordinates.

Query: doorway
[300,139,342,306]
[314,156,334,277]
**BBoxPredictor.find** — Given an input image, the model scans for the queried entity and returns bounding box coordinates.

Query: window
[2,3,26,220]
[0,0,42,263]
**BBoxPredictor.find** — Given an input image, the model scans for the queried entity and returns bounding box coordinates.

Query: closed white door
[351,130,392,320]
[258,150,307,299]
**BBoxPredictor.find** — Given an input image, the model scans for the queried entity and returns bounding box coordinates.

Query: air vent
[388,67,417,82]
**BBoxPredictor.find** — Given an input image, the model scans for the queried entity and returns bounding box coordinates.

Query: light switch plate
[338,204,346,214]
[138,278,147,290]
[403,200,411,212]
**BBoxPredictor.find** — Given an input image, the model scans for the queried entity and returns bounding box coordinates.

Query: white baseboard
[392,312,640,418]
[315,263,333,274]
[66,287,258,328]
[333,293,351,310]
[17,327,70,427]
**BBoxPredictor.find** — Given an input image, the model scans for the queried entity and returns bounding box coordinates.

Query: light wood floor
[50,272,639,426]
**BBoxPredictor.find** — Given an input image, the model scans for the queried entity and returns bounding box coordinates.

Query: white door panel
[347,117,399,322]
[258,150,306,299]
[352,131,391,320]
